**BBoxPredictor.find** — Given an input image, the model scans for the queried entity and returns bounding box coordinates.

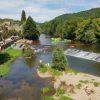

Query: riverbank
[38,66,100,100]
[0,48,21,76]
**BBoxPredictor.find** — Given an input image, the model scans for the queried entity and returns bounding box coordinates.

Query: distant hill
[53,7,100,21]
[39,7,100,44]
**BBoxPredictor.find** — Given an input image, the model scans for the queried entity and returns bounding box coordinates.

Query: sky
[0,0,100,23]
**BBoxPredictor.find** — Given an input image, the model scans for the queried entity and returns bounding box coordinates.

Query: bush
[76,83,82,89]
[39,63,48,73]
[23,45,34,58]
[52,45,69,71]
[8,29,20,37]
[56,87,65,96]
[41,86,50,94]
[93,82,100,87]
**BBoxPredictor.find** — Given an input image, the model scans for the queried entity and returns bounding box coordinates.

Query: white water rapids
[65,48,100,62]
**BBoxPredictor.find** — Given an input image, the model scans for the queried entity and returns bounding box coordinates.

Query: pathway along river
[0,34,100,100]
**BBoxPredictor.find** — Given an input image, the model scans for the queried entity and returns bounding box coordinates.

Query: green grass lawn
[0,48,22,76]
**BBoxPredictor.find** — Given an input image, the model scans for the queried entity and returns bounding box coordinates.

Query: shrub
[76,83,82,89]
[23,45,34,58]
[39,63,48,73]
[52,45,69,71]
[56,87,65,96]
[93,82,100,87]
[41,86,50,94]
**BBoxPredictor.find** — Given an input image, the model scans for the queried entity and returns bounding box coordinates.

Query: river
[0,34,100,100]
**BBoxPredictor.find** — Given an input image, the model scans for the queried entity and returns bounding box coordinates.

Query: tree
[21,10,26,25]
[8,29,19,37]
[52,45,68,71]
[23,16,40,40]
[81,30,97,43]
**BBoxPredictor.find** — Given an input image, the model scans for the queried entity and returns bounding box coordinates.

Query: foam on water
[65,48,100,62]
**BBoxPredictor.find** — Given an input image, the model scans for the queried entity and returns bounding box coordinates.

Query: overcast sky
[0,0,100,23]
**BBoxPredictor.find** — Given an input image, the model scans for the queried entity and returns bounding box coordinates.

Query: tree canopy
[39,7,100,44]
[21,10,26,25]
[52,45,69,71]
[23,16,40,40]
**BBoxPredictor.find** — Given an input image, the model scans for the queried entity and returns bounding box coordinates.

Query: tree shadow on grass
[0,53,11,65]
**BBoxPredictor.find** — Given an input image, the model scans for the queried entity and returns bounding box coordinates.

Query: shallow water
[0,34,100,100]
[0,57,54,100]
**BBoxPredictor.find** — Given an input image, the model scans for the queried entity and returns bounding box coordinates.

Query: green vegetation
[41,86,51,94]
[39,8,100,44]
[50,68,62,76]
[43,96,54,100]
[38,62,79,77]
[21,10,26,25]
[79,80,89,84]
[39,62,62,76]
[56,87,65,96]
[60,96,73,100]
[39,63,48,73]
[23,45,34,58]
[23,16,40,40]
[8,29,20,37]
[52,45,69,71]
[0,48,21,76]
[76,83,82,89]
[0,53,11,65]
[93,82,100,87]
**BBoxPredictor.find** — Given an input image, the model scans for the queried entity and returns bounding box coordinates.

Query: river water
[38,34,100,76]
[0,34,100,100]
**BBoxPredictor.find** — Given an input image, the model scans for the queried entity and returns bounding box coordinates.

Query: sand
[54,73,100,100]
[38,70,100,100]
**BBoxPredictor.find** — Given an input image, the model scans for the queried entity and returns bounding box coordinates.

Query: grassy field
[0,48,21,76]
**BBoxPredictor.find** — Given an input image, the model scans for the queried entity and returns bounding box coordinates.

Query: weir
[64,48,100,62]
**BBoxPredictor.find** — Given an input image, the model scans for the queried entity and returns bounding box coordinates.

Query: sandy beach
[38,70,100,100]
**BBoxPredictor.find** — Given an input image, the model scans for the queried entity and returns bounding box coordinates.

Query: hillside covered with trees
[39,8,100,44]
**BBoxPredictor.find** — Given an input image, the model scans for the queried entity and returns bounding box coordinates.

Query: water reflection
[24,57,35,69]
[0,34,100,100]
[0,57,55,100]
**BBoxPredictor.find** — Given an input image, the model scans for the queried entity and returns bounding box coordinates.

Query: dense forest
[39,8,100,44]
